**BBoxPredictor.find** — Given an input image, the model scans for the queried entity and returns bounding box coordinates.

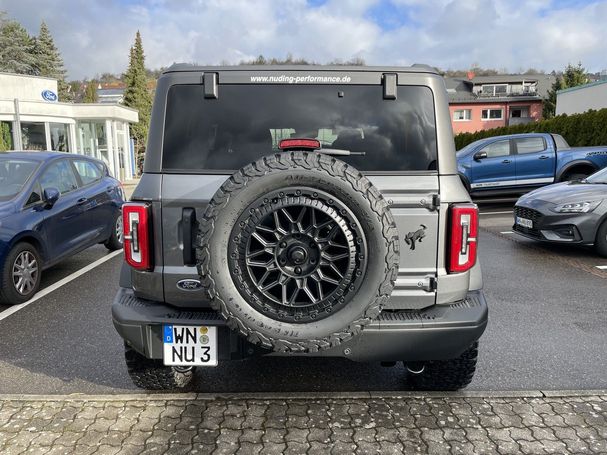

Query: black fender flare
[556,160,599,182]
[458,173,472,193]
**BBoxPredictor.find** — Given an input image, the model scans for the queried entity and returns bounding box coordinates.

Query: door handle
[502,159,512,164]
[106,186,113,193]
[77,197,88,205]
[539,155,550,160]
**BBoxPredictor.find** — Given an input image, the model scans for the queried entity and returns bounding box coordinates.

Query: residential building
[445,73,555,134]
[556,74,607,115]
[0,72,138,181]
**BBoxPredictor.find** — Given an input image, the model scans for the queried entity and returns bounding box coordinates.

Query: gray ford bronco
[112,64,487,391]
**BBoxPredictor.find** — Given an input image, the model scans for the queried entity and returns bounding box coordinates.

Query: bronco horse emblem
[405,224,427,250]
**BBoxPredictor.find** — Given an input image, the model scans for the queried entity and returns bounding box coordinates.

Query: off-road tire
[0,242,42,305]
[595,220,607,258]
[405,342,479,391]
[124,343,194,390]
[197,151,399,353]
[104,213,123,251]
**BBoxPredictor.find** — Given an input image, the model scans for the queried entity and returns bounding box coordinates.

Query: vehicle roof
[163,63,440,75]
[0,151,104,164]
[470,132,554,144]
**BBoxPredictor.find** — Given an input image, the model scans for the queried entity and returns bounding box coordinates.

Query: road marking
[0,250,122,322]
[596,265,607,270]
[480,211,513,215]
[500,231,514,234]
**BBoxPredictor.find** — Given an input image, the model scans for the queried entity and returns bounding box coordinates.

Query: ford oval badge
[177,279,202,291]
[41,89,58,102]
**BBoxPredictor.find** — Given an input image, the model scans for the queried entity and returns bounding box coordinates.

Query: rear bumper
[112,287,488,362]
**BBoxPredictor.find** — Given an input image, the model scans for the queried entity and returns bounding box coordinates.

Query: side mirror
[473,151,488,161]
[43,187,60,208]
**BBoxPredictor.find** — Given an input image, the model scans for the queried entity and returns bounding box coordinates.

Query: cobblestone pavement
[0,393,606,454]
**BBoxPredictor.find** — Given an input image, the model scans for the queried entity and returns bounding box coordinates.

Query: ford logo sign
[177,279,202,291]
[41,90,58,102]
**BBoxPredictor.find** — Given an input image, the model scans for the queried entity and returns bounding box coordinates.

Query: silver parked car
[111,65,487,391]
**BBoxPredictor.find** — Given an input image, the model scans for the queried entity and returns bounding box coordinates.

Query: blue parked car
[457,133,607,196]
[0,152,124,305]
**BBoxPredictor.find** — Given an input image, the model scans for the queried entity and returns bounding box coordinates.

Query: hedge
[453,108,607,150]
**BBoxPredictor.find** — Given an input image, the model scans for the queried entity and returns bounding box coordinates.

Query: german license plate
[163,325,218,366]
[516,217,533,229]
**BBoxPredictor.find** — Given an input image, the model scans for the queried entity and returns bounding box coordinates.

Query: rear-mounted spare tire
[196,151,399,353]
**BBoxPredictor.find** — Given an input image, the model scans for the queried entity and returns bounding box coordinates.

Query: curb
[0,390,605,402]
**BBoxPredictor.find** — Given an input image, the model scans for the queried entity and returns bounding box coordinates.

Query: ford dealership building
[0,72,138,181]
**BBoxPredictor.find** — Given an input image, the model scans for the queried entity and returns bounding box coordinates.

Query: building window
[77,121,107,162]
[481,84,508,96]
[453,109,472,121]
[49,123,69,152]
[21,122,46,150]
[481,109,503,121]
[0,121,13,151]
[510,106,530,118]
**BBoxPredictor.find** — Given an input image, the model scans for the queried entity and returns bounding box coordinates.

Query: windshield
[585,167,607,184]
[0,157,38,201]
[162,84,438,172]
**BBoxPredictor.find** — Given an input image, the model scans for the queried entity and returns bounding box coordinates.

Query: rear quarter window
[162,84,438,173]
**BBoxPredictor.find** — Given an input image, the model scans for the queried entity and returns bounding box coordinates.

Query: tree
[562,62,587,88]
[0,13,36,74]
[83,80,98,103]
[32,21,72,101]
[0,122,13,152]
[543,62,588,119]
[123,31,152,158]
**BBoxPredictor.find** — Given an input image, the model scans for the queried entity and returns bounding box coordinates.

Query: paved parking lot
[0,200,606,395]
[1,393,606,454]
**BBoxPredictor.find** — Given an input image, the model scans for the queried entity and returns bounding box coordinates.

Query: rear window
[162,84,437,172]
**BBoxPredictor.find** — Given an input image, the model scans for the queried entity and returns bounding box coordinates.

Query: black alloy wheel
[229,188,368,324]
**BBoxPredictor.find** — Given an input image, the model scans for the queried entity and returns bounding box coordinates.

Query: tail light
[123,202,152,271]
[448,204,478,273]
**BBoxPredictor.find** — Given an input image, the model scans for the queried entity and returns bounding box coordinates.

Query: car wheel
[124,343,194,390]
[104,213,123,251]
[0,242,42,305]
[404,342,479,391]
[197,151,400,353]
[595,220,607,258]
[561,171,591,182]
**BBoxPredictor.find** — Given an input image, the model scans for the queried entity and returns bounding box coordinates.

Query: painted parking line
[500,231,514,234]
[479,211,513,215]
[0,250,122,322]
[596,265,607,270]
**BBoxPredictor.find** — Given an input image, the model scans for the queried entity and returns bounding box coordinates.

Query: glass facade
[49,123,69,152]
[1,114,133,180]
[77,121,108,163]
[21,122,46,151]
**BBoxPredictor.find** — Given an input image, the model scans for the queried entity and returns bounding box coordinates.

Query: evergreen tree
[543,77,564,119]
[83,80,98,103]
[32,21,72,101]
[0,13,36,74]
[123,31,152,158]
[543,63,588,119]
[562,62,587,88]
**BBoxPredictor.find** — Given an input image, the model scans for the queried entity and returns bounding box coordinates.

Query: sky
[1,0,606,80]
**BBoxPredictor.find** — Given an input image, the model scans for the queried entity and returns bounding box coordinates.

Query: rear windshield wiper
[278,139,365,156]
[318,148,366,156]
